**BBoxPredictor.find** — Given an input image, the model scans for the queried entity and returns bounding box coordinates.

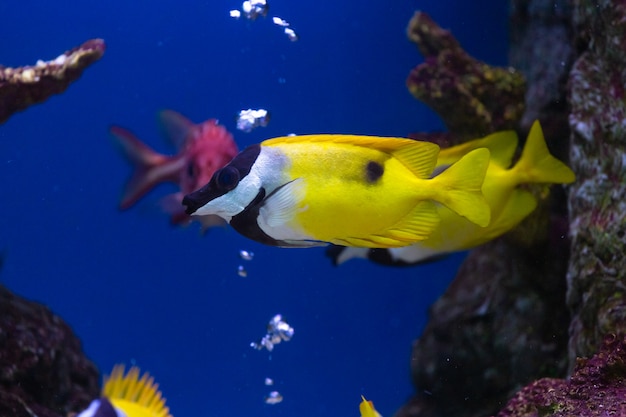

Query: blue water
[0,2,508,417]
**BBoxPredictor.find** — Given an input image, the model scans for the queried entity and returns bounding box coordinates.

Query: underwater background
[0,2,508,417]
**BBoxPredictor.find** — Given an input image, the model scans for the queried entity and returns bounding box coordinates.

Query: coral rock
[0,284,99,417]
[400,235,569,417]
[567,0,626,368]
[0,39,105,124]
[497,333,626,416]
[398,5,574,417]
[405,12,525,141]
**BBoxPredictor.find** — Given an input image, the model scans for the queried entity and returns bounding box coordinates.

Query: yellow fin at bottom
[103,364,172,417]
[334,201,440,248]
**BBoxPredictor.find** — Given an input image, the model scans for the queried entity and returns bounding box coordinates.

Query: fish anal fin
[431,148,491,227]
[335,201,440,248]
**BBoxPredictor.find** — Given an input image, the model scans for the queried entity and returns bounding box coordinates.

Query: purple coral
[497,334,626,416]
[405,12,525,141]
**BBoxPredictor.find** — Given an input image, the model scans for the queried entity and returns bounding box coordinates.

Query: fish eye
[215,166,240,191]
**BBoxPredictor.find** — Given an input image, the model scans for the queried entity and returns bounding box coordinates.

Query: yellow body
[262,135,491,248]
[103,365,172,417]
[393,121,575,257]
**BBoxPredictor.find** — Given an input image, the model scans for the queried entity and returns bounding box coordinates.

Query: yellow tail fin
[103,364,172,417]
[514,121,576,185]
[432,148,491,227]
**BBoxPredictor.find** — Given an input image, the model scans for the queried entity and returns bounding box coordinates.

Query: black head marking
[183,144,261,214]
[365,160,384,183]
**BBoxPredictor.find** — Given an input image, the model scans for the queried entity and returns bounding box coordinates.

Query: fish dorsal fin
[260,178,306,228]
[479,130,519,168]
[263,135,439,178]
[438,130,518,168]
[158,110,195,150]
[103,364,172,417]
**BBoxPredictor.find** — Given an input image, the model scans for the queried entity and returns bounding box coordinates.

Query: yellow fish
[183,134,491,248]
[360,396,382,417]
[77,365,172,417]
[329,121,576,265]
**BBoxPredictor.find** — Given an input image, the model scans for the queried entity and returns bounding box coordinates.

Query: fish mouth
[182,186,212,215]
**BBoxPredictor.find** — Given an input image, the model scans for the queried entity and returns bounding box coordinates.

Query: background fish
[360,396,382,417]
[77,364,172,417]
[328,121,575,266]
[183,134,491,248]
[110,110,239,228]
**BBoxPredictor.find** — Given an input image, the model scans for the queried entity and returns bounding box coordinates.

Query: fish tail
[513,121,576,185]
[110,125,175,209]
[431,148,491,227]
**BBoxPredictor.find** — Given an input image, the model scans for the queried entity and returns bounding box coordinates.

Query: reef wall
[0,284,99,417]
[399,0,626,416]
[396,3,574,417]
[396,0,626,415]
[0,39,105,124]
[566,0,626,368]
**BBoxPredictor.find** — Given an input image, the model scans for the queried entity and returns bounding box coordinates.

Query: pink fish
[110,110,239,227]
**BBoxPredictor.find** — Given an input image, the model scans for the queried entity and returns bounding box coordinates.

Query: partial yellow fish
[76,365,172,417]
[103,365,172,417]
[330,121,576,265]
[183,134,492,248]
[360,396,382,417]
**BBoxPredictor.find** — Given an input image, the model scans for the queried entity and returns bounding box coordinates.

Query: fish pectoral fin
[259,178,306,227]
[432,148,491,227]
[334,201,440,248]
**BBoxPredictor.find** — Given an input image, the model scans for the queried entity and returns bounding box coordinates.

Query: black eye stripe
[183,144,261,214]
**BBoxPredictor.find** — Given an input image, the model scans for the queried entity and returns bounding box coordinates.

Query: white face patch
[193,147,289,222]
